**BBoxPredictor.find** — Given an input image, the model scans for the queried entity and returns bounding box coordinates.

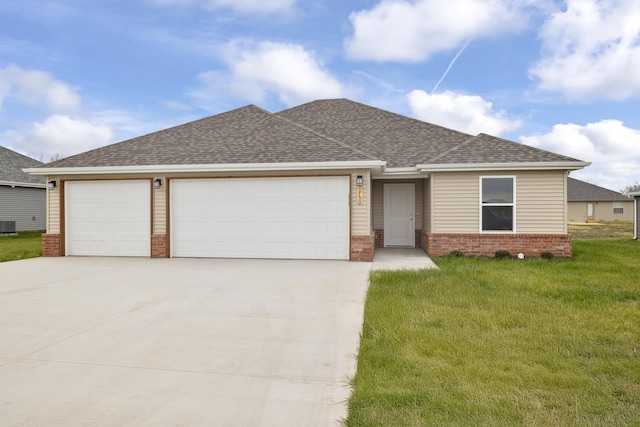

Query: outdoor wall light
[356,175,363,187]
[48,180,57,190]
[153,178,162,189]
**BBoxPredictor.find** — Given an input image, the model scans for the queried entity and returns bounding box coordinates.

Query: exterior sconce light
[153,178,162,189]
[48,180,57,190]
[356,175,363,187]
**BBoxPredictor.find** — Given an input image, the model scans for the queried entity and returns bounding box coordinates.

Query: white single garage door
[65,180,151,256]
[171,176,350,260]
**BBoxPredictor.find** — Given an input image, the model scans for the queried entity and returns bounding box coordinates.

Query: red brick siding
[423,233,572,258]
[375,229,423,248]
[42,233,61,257]
[151,234,168,258]
[351,235,374,261]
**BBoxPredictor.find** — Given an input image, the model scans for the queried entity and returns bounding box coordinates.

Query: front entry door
[384,183,415,247]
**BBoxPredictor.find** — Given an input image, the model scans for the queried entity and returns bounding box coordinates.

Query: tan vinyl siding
[47,185,60,234]
[568,201,587,222]
[372,179,425,230]
[432,170,569,234]
[351,170,371,235]
[372,180,383,230]
[153,180,167,235]
[432,173,480,233]
[568,200,634,222]
[423,177,431,232]
[517,171,566,233]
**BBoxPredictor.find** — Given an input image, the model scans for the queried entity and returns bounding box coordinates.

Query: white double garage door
[65,177,350,260]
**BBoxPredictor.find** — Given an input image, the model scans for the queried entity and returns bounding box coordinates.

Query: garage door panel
[171,177,349,260]
[66,181,150,257]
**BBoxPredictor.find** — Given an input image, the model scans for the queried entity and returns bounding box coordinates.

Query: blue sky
[1,0,639,191]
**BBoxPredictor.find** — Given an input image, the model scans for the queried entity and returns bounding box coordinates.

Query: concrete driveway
[0,257,371,426]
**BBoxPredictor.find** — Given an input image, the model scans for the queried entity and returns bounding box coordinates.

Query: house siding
[568,200,634,223]
[432,170,568,234]
[0,185,46,231]
[44,169,373,260]
[153,179,167,235]
[635,197,640,239]
[431,172,479,233]
[351,170,371,235]
[423,177,431,233]
[372,179,424,230]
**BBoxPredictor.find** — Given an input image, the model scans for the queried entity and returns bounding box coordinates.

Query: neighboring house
[27,99,589,260]
[0,146,46,232]
[625,190,640,240]
[567,177,633,223]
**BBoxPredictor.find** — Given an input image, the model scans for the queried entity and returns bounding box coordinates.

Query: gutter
[416,161,591,172]
[24,160,387,176]
[0,180,46,189]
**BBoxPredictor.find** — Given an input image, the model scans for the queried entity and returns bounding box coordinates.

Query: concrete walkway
[371,248,439,271]
[0,257,371,427]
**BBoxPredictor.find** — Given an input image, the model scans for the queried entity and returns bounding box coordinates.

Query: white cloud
[194,40,346,107]
[407,90,522,136]
[0,64,81,112]
[8,115,113,161]
[529,0,640,100]
[520,120,640,190]
[150,0,295,13]
[344,0,542,62]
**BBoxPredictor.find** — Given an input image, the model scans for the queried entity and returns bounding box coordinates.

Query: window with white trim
[613,202,624,214]
[481,177,515,232]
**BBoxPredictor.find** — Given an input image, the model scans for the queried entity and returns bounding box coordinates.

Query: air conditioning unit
[0,221,16,234]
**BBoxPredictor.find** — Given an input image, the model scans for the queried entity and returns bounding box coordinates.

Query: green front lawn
[347,239,640,426]
[0,230,43,262]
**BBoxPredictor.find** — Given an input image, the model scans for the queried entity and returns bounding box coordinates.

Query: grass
[346,239,640,426]
[569,222,633,239]
[0,230,43,262]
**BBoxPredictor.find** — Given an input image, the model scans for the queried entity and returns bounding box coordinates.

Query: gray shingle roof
[37,99,585,170]
[277,99,582,167]
[276,99,472,168]
[0,146,45,185]
[45,105,376,168]
[430,133,581,164]
[567,177,630,201]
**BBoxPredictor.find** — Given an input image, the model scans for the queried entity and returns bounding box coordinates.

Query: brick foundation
[374,229,423,248]
[351,235,374,261]
[423,232,573,258]
[151,234,168,258]
[42,233,61,257]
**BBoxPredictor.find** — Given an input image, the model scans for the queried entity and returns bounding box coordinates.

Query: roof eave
[0,180,46,189]
[417,161,591,172]
[24,160,387,176]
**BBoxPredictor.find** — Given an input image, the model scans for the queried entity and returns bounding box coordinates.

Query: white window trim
[479,176,517,233]
[613,201,624,214]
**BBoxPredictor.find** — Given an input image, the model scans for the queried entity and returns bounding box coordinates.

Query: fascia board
[0,180,46,189]
[417,161,591,172]
[24,160,387,176]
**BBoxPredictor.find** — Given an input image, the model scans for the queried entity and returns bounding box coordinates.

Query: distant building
[567,177,633,223]
[625,190,640,240]
[0,146,46,232]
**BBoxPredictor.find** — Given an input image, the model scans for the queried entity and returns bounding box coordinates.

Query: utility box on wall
[0,221,16,234]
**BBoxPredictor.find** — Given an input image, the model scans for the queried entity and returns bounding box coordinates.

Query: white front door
[587,202,594,218]
[384,183,415,247]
